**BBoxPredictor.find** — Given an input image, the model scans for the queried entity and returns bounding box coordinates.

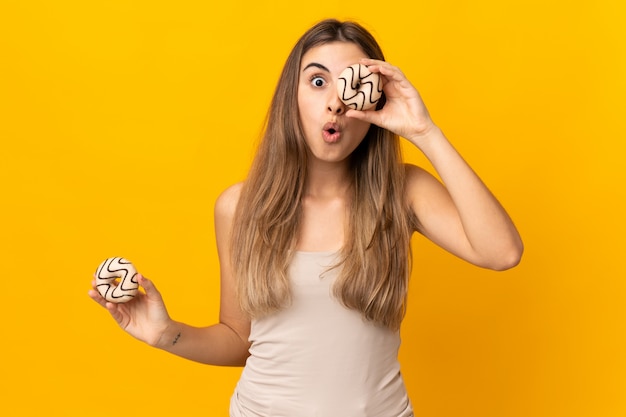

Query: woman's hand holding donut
[346,58,437,146]
[89,274,173,347]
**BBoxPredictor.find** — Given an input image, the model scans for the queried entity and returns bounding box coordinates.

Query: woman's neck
[304,159,352,199]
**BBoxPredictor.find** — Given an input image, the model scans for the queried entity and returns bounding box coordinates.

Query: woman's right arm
[88,183,251,366]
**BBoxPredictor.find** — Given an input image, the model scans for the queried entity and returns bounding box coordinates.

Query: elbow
[488,241,524,271]
[231,350,251,367]
[491,252,522,271]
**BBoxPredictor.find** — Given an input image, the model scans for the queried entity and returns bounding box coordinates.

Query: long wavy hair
[231,19,417,330]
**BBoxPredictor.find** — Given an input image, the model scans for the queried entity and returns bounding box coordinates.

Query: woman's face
[297,41,372,165]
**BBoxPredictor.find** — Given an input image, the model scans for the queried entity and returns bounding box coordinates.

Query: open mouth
[323,122,341,134]
[322,122,341,143]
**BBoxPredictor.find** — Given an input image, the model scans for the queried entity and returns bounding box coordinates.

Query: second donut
[95,257,139,303]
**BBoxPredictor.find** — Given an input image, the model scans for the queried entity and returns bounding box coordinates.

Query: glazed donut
[95,257,139,303]
[337,64,383,111]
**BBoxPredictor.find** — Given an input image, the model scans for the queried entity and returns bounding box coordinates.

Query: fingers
[137,274,162,301]
[360,58,406,82]
[360,57,384,67]
[89,273,158,305]
[88,283,126,327]
[346,108,384,127]
[88,279,119,309]
[88,277,110,308]
[105,301,125,324]
[88,288,108,308]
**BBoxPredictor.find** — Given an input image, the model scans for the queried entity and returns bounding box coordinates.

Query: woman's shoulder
[215,182,244,219]
[403,162,435,185]
[403,162,443,205]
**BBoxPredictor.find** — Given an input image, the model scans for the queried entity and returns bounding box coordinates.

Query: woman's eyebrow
[302,62,330,72]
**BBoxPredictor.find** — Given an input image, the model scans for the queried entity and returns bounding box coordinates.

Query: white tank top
[230,251,413,417]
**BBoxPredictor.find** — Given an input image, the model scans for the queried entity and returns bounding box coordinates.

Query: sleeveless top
[230,251,413,417]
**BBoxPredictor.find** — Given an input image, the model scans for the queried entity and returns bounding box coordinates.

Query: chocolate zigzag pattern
[96,257,139,302]
[337,64,383,111]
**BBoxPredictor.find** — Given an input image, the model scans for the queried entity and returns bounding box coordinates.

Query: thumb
[346,108,383,127]
[137,274,162,300]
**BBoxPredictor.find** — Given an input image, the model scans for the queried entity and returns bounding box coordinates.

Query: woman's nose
[327,93,346,115]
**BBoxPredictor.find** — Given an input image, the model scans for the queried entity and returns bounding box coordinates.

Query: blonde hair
[231,19,417,330]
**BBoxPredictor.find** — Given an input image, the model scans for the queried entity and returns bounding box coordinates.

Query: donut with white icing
[95,257,139,303]
[337,63,383,111]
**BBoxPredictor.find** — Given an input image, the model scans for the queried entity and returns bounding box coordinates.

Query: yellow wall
[1,1,624,415]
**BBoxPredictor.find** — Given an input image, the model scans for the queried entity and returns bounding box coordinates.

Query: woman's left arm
[348,58,523,270]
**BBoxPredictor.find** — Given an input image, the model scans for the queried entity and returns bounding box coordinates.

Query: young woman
[89,19,523,416]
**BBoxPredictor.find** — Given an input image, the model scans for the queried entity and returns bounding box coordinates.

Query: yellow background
[1,0,624,416]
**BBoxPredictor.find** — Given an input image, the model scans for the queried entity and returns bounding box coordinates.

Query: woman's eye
[311,76,325,87]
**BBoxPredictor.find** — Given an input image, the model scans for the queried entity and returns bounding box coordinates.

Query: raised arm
[348,58,523,270]
[89,183,251,365]
[403,139,523,270]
